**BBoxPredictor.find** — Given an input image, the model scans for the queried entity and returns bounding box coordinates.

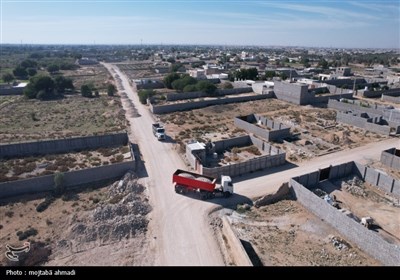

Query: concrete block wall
[313,93,353,104]
[0,87,24,95]
[380,148,400,170]
[150,94,269,114]
[328,99,384,115]
[221,216,253,266]
[202,153,285,178]
[0,133,129,158]
[336,111,391,135]
[290,179,400,266]
[213,135,250,153]
[362,88,400,98]
[362,90,385,98]
[249,135,284,155]
[273,80,312,105]
[165,87,253,101]
[382,95,400,104]
[352,163,400,197]
[234,114,290,141]
[0,161,135,199]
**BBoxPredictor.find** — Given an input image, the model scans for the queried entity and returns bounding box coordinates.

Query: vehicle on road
[172,169,233,200]
[152,123,166,141]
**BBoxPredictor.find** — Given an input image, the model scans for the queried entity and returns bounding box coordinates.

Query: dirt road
[103,63,225,266]
[103,63,399,266]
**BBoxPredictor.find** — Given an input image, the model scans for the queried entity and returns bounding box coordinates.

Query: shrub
[54,172,65,195]
[5,211,14,218]
[17,228,38,241]
[36,196,55,212]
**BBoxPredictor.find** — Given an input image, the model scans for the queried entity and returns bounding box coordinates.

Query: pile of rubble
[342,176,367,197]
[329,235,351,251]
[63,172,151,246]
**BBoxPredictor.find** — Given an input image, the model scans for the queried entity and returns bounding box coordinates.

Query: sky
[1,0,399,48]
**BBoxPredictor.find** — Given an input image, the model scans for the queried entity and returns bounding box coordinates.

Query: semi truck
[172,169,233,200]
[152,123,166,141]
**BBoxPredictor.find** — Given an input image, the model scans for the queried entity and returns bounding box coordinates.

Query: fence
[290,178,400,266]
[0,133,128,158]
[0,161,135,198]
[150,94,269,114]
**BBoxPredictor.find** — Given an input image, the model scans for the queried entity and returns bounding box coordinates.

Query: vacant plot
[0,95,126,143]
[315,175,400,244]
[0,145,131,182]
[227,197,380,266]
[158,99,388,162]
[62,64,112,91]
[0,172,152,266]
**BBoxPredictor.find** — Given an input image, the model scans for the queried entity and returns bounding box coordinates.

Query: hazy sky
[1,0,399,48]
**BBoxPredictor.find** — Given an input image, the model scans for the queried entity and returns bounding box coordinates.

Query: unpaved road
[103,63,399,266]
[103,63,224,266]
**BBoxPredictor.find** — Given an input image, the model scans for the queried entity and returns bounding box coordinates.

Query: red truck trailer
[172,169,233,200]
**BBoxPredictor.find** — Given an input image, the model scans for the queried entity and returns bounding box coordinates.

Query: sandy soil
[158,99,388,163]
[0,173,152,266]
[223,197,381,266]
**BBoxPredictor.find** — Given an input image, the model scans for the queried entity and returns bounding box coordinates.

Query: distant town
[1,43,399,267]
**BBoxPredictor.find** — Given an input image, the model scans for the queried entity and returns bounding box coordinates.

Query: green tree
[27,68,37,77]
[47,64,60,74]
[163,73,181,89]
[318,58,329,69]
[170,63,184,72]
[81,84,93,98]
[183,84,197,92]
[13,65,28,78]
[171,75,197,92]
[107,84,116,96]
[24,75,56,99]
[196,80,217,95]
[21,59,37,69]
[2,73,14,84]
[138,89,155,104]
[55,76,74,93]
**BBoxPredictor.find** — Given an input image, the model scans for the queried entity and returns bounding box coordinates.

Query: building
[336,67,352,76]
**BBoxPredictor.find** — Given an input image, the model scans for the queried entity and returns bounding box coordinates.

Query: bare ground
[0,172,152,266]
[158,99,388,162]
[215,197,381,266]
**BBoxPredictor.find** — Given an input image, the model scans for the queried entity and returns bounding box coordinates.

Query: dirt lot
[315,176,400,244]
[118,63,165,80]
[0,172,152,266]
[0,145,131,182]
[220,197,381,266]
[0,95,126,143]
[158,99,388,162]
[62,64,112,91]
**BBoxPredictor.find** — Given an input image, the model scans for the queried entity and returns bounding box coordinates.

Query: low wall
[0,133,128,158]
[234,114,290,141]
[352,162,400,197]
[150,94,269,114]
[0,161,135,199]
[328,99,384,115]
[221,216,253,266]
[336,111,391,135]
[202,154,285,178]
[382,94,400,104]
[363,88,400,98]
[290,178,400,266]
[0,87,24,95]
[165,87,253,101]
[380,148,400,170]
